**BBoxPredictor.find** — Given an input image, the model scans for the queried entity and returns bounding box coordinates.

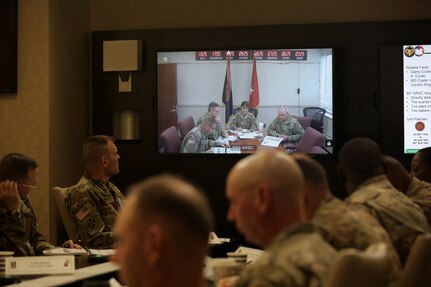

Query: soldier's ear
[101,155,108,167]
[255,183,270,215]
[144,224,165,266]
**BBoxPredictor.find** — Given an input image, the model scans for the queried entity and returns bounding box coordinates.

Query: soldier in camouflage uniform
[65,135,124,249]
[383,155,431,227]
[339,138,430,265]
[410,146,431,183]
[229,101,257,131]
[268,105,305,145]
[0,153,67,256]
[225,150,336,287]
[293,154,401,287]
[196,102,227,140]
[181,115,227,153]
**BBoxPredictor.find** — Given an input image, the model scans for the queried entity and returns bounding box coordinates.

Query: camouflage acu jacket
[268,116,305,145]
[346,175,430,265]
[406,177,431,227]
[65,173,124,249]
[229,111,257,131]
[235,223,336,287]
[312,196,401,286]
[0,197,54,256]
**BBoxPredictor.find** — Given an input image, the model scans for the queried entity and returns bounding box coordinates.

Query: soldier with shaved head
[225,150,336,287]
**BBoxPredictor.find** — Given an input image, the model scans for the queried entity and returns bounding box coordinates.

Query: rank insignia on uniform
[75,205,91,221]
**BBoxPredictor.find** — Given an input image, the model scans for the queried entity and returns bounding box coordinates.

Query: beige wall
[0,0,51,238]
[0,0,90,244]
[48,0,90,244]
[90,0,431,30]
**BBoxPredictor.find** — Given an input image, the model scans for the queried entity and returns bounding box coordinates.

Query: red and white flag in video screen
[249,57,260,109]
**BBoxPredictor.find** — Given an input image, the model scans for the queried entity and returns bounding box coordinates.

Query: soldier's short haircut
[208,102,219,112]
[129,174,214,244]
[241,101,249,108]
[339,137,382,179]
[0,153,39,182]
[83,135,114,166]
[292,154,328,188]
[417,147,431,169]
[201,115,216,127]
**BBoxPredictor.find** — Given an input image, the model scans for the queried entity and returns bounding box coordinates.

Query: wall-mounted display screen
[403,45,431,153]
[157,48,334,155]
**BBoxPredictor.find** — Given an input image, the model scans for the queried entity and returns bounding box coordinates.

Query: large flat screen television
[157,48,334,155]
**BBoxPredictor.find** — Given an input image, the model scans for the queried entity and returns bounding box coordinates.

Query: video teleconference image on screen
[157,48,334,155]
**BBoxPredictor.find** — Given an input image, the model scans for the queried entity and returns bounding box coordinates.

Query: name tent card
[3,255,75,275]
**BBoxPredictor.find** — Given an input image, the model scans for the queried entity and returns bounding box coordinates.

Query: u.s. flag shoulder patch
[75,204,92,221]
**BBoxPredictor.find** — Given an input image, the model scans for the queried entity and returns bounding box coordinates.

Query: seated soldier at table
[229,101,257,132]
[268,105,304,145]
[0,153,79,256]
[196,101,227,140]
[181,115,228,153]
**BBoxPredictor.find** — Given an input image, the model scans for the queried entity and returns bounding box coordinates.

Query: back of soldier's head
[292,153,329,189]
[230,150,304,208]
[339,137,383,183]
[128,174,213,252]
[201,115,216,127]
[416,147,431,170]
[0,153,38,182]
[83,135,114,166]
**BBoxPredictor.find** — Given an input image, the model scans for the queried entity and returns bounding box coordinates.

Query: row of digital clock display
[195,50,307,61]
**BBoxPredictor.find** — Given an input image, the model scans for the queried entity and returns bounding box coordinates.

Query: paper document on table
[43,248,116,256]
[226,135,237,141]
[261,136,284,147]
[238,132,256,139]
[211,147,226,154]
[216,137,230,146]
[226,147,241,154]
[43,248,87,256]
[89,249,116,256]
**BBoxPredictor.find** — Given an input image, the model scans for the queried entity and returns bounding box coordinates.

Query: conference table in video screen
[211,132,286,154]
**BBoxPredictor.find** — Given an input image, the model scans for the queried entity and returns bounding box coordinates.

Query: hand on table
[62,239,82,249]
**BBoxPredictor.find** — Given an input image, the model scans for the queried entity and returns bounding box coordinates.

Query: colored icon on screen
[415,121,425,131]
[404,46,415,57]
[415,46,425,57]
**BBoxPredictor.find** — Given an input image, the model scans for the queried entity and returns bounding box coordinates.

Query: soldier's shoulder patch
[75,204,92,221]
[187,139,196,144]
